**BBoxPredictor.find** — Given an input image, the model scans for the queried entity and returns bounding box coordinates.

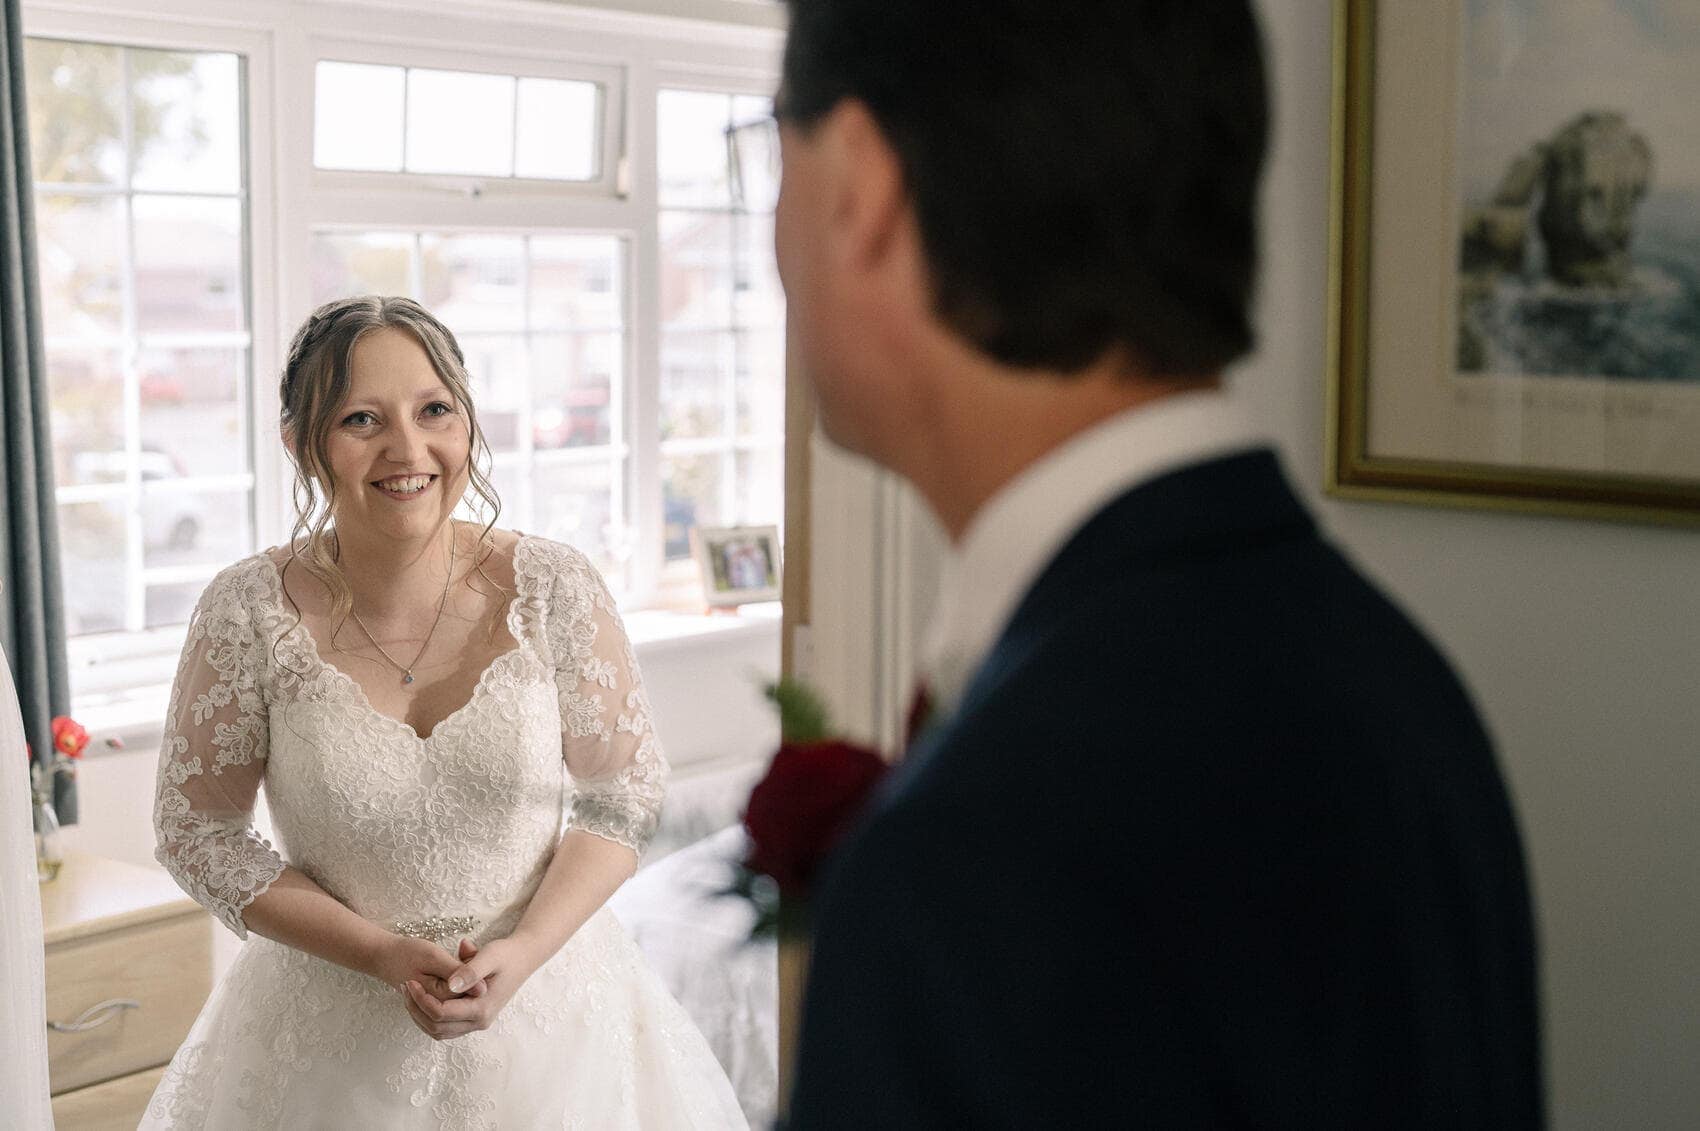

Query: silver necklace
[349,532,456,685]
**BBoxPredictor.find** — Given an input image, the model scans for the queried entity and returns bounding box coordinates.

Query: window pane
[25,39,124,185]
[658,89,732,208]
[735,327,785,437]
[138,347,246,478]
[660,330,731,440]
[661,212,733,329]
[514,78,599,181]
[532,334,617,450]
[734,212,783,327]
[662,451,724,560]
[59,499,130,635]
[460,334,527,454]
[311,231,415,303]
[534,460,616,571]
[732,95,773,132]
[315,62,404,172]
[486,460,526,526]
[145,579,209,631]
[734,447,783,527]
[48,345,125,487]
[131,49,241,193]
[421,234,526,332]
[133,195,243,333]
[37,194,124,339]
[142,484,250,571]
[529,235,622,330]
[406,68,515,177]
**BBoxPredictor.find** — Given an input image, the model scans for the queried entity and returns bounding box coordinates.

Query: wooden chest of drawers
[39,853,213,1130]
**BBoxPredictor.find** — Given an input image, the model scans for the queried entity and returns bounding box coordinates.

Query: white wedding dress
[141,535,749,1130]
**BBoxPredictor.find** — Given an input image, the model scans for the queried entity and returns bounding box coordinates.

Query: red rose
[742,740,889,899]
[51,716,89,759]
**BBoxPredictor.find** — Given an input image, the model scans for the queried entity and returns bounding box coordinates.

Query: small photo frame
[692,524,782,608]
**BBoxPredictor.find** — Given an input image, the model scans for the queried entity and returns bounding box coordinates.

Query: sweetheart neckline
[254,539,538,742]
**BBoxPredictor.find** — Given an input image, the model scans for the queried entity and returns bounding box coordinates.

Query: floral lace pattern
[142,536,744,1128]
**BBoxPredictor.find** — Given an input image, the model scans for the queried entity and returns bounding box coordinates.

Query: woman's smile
[371,472,438,500]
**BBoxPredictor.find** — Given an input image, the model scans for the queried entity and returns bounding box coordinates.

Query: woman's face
[323,326,471,544]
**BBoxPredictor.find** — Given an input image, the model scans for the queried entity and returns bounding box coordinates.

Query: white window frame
[23,0,784,740]
[648,68,787,597]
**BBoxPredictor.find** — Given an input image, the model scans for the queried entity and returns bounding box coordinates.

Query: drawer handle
[47,997,141,1033]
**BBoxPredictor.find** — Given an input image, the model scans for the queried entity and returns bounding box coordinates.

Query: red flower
[51,716,89,759]
[742,739,889,899]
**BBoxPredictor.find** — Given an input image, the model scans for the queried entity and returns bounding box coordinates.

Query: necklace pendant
[403,673,415,685]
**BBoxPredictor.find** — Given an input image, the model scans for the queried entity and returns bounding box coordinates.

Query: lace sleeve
[541,544,669,856]
[152,563,285,939]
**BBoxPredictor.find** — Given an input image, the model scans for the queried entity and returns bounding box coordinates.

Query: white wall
[1246,5,1700,1127]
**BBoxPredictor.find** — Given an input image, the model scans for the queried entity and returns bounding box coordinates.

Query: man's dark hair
[779,1,1268,376]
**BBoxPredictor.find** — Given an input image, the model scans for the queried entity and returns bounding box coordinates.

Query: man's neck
[902,362,1221,543]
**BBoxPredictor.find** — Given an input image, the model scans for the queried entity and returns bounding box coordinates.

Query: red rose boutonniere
[732,680,890,938]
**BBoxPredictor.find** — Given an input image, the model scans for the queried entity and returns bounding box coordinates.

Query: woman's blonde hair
[277,295,504,647]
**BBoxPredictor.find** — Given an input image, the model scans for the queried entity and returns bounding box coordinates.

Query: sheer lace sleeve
[153,560,285,938]
[537,541,669,856]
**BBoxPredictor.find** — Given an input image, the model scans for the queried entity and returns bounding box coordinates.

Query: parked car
[533,387,611,449]
[139,450,207,552]
[68,446,208,552]
[138,372,186,404]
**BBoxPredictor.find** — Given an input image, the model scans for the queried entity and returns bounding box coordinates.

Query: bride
[142,296,749,1129]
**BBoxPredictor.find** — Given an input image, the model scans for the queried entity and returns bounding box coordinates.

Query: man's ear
[819,99,909,272]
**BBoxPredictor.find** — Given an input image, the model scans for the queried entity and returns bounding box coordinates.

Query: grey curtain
[0,0,74,824]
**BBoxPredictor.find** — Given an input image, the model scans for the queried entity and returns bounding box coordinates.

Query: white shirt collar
[920,388,1265,712]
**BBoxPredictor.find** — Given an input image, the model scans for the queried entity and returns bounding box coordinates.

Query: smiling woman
[140,296,749,1127]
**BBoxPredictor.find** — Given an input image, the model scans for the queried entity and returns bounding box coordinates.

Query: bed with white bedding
[607,766,778,1129]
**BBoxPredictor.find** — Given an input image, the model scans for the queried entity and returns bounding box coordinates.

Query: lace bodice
[153,536,668,939]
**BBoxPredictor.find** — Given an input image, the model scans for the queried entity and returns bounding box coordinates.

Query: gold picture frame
[1326,0,1700,527]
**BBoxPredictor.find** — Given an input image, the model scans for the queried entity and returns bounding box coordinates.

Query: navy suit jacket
[787,450,1543,1129]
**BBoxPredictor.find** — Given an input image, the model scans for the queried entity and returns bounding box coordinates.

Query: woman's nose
[382,419,429,465]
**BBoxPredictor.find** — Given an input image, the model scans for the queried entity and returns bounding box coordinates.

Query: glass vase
[33,794,64,883]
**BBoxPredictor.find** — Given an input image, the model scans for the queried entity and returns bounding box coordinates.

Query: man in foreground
[774,1,1544,1127]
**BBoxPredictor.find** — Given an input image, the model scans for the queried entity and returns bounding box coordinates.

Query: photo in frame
[1327,0,1700,526]
[692,525,782,608]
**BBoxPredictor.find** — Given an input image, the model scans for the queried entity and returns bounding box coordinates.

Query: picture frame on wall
[1327,0,1700,526]
[692,524,782,608]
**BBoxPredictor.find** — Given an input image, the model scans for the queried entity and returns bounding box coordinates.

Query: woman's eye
[422,401,454,418]
[342,411,376,427]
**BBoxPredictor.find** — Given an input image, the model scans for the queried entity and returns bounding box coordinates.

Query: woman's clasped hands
[384,934,544,1042]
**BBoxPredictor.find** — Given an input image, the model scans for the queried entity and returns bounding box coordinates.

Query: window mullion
[120,45,146,634]
[626,61,664,605]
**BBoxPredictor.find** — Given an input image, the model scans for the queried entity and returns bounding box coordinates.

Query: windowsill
[72,602,783,758]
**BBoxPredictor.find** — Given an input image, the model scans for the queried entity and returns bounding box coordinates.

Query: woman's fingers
[400,985,437,1036]
[406,980,446,1021]
[401,982,484,1040]
[413,981,483,1024]
[408,940,487,1000]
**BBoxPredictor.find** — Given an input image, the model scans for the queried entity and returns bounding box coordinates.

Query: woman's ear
[280,427,313,480]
